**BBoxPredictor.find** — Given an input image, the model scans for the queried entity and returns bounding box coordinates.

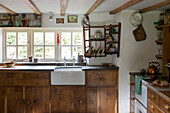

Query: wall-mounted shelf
[155,40,163,45]
[155,55,163,59]
[83,23,121,58]
[0,13,42,27]
[154,24,170,75]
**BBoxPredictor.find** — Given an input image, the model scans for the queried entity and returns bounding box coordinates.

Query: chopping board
[133,24,147,41]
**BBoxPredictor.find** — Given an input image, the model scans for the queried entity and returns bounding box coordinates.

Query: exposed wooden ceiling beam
[24,0,41,15]
[139,0,170,13]
[85,0,105,15]
[0,4,17,15]
[109,0,144,14]
[60,0,68,16]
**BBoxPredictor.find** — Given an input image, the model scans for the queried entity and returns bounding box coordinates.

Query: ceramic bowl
[102,63,111,67]
[4,63,15,67]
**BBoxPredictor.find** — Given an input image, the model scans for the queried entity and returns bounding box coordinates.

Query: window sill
[0,62,86,66]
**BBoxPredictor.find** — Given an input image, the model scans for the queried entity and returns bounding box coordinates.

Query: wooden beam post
[109,0,144,14]
[24,0,41,15]
[139,0,170,13]
[85,0,105,15]
[60,0,68,16]
[0,4,17,15]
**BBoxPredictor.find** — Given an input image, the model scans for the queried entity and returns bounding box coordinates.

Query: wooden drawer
[86,70,117,87]
[148,88,160,104]
[0,71,50,86]
[130,99,135,107]
[23,72,49,79]
[160,96,170,113]
[130,104,135,113]
[148,99,165,113]
[130,75,135,84]
[0,72,23,79]
[130,90,135,98]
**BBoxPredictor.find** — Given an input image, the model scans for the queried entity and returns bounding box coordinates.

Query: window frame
[3,28,83,62]
[60,32,83,60]
[4,29,30,61]
[32,31,56,59]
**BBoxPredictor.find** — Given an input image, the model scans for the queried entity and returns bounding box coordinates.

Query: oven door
[135,99,147,113]
[135,83,147,108]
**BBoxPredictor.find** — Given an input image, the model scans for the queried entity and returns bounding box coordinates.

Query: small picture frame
[56,18,64,24]
[68,15,78,23]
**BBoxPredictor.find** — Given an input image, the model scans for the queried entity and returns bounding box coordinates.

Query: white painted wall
[42,12,115,27]
[88,10,161,113]
[42,13,84,27]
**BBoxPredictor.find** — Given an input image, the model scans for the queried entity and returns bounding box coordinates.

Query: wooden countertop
[0,66,56,71]
[0,65,119,71]
[147,83,170,102]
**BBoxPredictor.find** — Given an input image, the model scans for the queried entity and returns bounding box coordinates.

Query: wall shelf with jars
[83,23,121,58]
[155,24,170,75]
[0,13,42,27]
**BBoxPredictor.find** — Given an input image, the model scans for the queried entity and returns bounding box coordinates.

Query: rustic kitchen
[0,0,169,113]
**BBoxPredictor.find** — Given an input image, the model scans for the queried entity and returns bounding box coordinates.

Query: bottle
[154,21,160,26]
[154,15,164,26]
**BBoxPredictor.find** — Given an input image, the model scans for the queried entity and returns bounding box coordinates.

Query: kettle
[148,62,160,75]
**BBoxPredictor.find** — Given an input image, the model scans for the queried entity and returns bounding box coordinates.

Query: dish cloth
[135,76,143,95]
[135,76,151,95]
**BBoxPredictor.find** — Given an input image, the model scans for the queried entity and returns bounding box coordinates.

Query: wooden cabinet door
[0,87,24,113]
[98,87,118,113]
[86,88,97,113]
[74,87,86,113]
[50,87,75,113]
[25,87,50,113]
[50,86,86,113]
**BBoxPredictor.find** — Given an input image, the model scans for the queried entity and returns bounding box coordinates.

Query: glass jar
[164,13,168,25]
[168,13,170,24]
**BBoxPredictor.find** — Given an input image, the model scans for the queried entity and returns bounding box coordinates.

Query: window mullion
[16,32,18,59]
[71,32,73,59]
[43,32,45,59]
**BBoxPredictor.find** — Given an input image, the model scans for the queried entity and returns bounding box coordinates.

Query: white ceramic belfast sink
[51,66,85,85]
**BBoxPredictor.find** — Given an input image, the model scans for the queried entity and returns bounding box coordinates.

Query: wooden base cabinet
[50,87,117,113]
[50,86,86,113]
[0,87,49,113]
[0,69,118,113]
[0,87,24,113]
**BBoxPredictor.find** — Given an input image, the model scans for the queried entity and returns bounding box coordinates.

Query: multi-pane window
[4,30,83,61]
[6,32,28,59]
[33,32,55,59]
[61,32,83,59]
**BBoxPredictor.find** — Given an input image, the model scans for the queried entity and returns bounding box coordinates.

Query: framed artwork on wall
[56,18,64,24]
[68,15,78,23]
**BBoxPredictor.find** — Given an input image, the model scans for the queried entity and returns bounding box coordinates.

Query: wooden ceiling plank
[139,0,170,13]
[109,0,144,14]
[24,0,41,15]
[0,4,17,15]
[85,0,105,15]
[60,0,68,16]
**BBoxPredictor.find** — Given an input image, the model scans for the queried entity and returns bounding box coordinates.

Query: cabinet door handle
[27,100,31,104]
[89,100,93,104]
[17,100,20,104]
[79,100,83,104]
[150,105,154,110]
[9,81,13,85]
[35,81,39,85]
[150,94,155,99]
[164,104,169,110]
[99,77,105,81]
